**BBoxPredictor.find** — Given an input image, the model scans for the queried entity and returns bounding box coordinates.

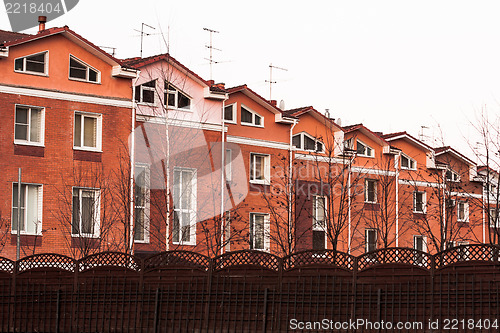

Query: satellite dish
[336,118,342,126]
[279,100,285,110]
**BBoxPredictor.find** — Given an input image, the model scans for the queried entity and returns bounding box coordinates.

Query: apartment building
[0,23,137,259]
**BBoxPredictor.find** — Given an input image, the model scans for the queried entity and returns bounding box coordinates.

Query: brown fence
[1,245,500,332]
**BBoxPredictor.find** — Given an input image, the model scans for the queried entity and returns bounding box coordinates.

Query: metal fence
[1,245,500,332]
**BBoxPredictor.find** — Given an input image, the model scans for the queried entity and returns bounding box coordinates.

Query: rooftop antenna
[266,63,288,100]
[99,46,117,57]
[419,125,429,142]
[134,23,156,58]
[203,27,221,81]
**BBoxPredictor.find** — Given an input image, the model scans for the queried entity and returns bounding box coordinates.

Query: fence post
[55,289,61,333]
[153,288,161,333]
[351,255,358,320]
[204,257,214,333]
[262,288,269,332]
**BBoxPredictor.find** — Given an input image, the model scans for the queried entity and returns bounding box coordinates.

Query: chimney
[269,100,277,107]
[207,80,215,85]
[38,16,47,33]
[215,82,225,89]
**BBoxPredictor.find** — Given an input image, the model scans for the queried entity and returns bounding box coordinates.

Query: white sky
[2,0,500,160]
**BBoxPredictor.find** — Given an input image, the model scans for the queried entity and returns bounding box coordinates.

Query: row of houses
[1,21,498,260]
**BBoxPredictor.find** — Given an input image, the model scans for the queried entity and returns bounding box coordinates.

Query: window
[356,140,374,157]
[457,201,469,222]
[445,170,460,182]
[165,82,191,110]
[250,153,270,184]
[365,229,377,253]
[365,179,377,203]
[135,80,156,104]
[413,235,427,266]
[225,149,232,182]
[74,112,102,151]
[134,165,150,243]
[312,196,327,250]
[72,188,100,237]
[173,168,197,245]
[413,191,426,213]
[12,183,42,235]
[292,133,323,152]
[14,105,44,145]
[69,56,99,83]
[249,213,269,250]
[401,155,416,170]
[490,208,499,228]
[14,51,47,75]
[224,104,236,123]
[241,105,263,127]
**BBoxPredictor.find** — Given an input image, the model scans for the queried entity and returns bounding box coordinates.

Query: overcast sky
[2,1,500,159]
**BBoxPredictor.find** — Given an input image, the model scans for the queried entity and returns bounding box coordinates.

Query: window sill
[69,77,101,84]
[172,242,196,246]
[14,70,48,77]
[224,120,237,124]
[71,234,100,239]
[166,106,192,112]
[134,240,150,244]
[14,141,44,147]
[249,180,270,185]
[10,231,42,236]
[241,122,264,128]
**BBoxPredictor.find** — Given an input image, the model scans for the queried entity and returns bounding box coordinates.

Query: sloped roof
[227,84,290,116]
[343,123,389,147]
[285,106,343,131]
[0,30,29,44]
[381,131,433,152]
[434,146,476,166]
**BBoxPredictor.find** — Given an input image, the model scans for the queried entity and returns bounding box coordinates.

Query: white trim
[227,135,289,150]
[11,183,43,236]
[249,212,270,251]
[0,84,133,108]
[399,179,441,188]
[295,153,346,164]
[400,154,417,170]
[135,115,226,132]
[223,103,237,124]
[71,187,101,238]
[165,82,192,111]
[364,179,378,203]
[292,132,324,153]
[225,149,232,182]
[172,168,197,246]
[413,191,427,214]
[351,166,396,177]
[365,228,377,253]
[356,139,374,158]
[134,163,150,244]
[13,104,45,146]
[73,111,102,152]
[249,153,271,185]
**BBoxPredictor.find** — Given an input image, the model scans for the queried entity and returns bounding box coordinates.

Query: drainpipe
[482,182,486,244]
[129,74,140,255]
[220,98,226,255]
[288,119,298,252]
[442,169,446,250]
[395,152,400,247]
[347,154,354,254]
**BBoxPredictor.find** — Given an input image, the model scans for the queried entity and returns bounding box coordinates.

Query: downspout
[165,87,170,251]
[482,182,486,244]
[129,73,140,255]
[220,98,227,255]
[442,169,446,250]
[348,154,354,254]
[288,119,298,252]
[395,152,400,247]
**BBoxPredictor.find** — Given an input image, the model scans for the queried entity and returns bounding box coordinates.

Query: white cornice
[136,114,226,132]
[227,135,289,150]
[0,84,133,108]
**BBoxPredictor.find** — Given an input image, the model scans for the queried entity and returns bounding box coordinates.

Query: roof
[285,106,343,131]
[343,123,390,147]
[0,30,29,44]
[434,146,476,166]
[381,131,433,152]
[4,26,132,68]
[227,84,291,116]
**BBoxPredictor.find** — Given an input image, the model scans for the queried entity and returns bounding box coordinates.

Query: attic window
[356,140,374,157]
[165,83,191,110]
[446,170,460,182]
[292,133,323,152]
[14,51,47,75]
[241,105,263,127]
[69,56,99,83]
[135,80,156,104]
[401,155,416,170]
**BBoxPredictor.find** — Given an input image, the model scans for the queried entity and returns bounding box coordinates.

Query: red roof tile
[0,30,30,44]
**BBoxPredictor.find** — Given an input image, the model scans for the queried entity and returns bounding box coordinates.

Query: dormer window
[69,56,99,83]
[241,105,263,127]
[224,104,236,123]
[14,51,47,75]
[356,140,374,157]
[445,170,460,182]
[292,133,323,152]
[165,83,191,110]
[135,80,156,104]
[401,154,416,170]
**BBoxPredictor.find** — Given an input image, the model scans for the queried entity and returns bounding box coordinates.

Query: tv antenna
[99,46,116,57]
[134,23,156,58]
[266,63,288,100]
[203,27,221,80]
[419,125,429,142]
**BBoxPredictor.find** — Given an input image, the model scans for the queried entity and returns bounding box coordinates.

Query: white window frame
[68,55,100,83]
[249,212,270,251]
[14,50,48,76]
[413,235,427,266]
[225,149,232,182]
[224,103,237,124]
[413,191,427,213]
[446,169,460,182]
[14,104,45,146]
[165,82,192,110]
[312,195,327,250]
[71,187,100,238]
[134,164,150,243]
[365,229,377,253]
[490,208,499,228]
[401,154,416,170]
[240,104,264,127]
[135,80,157,105]
[73,111,102,152]
[457,200,469,222]
[173,168,197,245]
[249,153,271,185]
[365,179,377,203]
[11,183,43,236]
[292,132,324,152]
[356,139,374,157]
